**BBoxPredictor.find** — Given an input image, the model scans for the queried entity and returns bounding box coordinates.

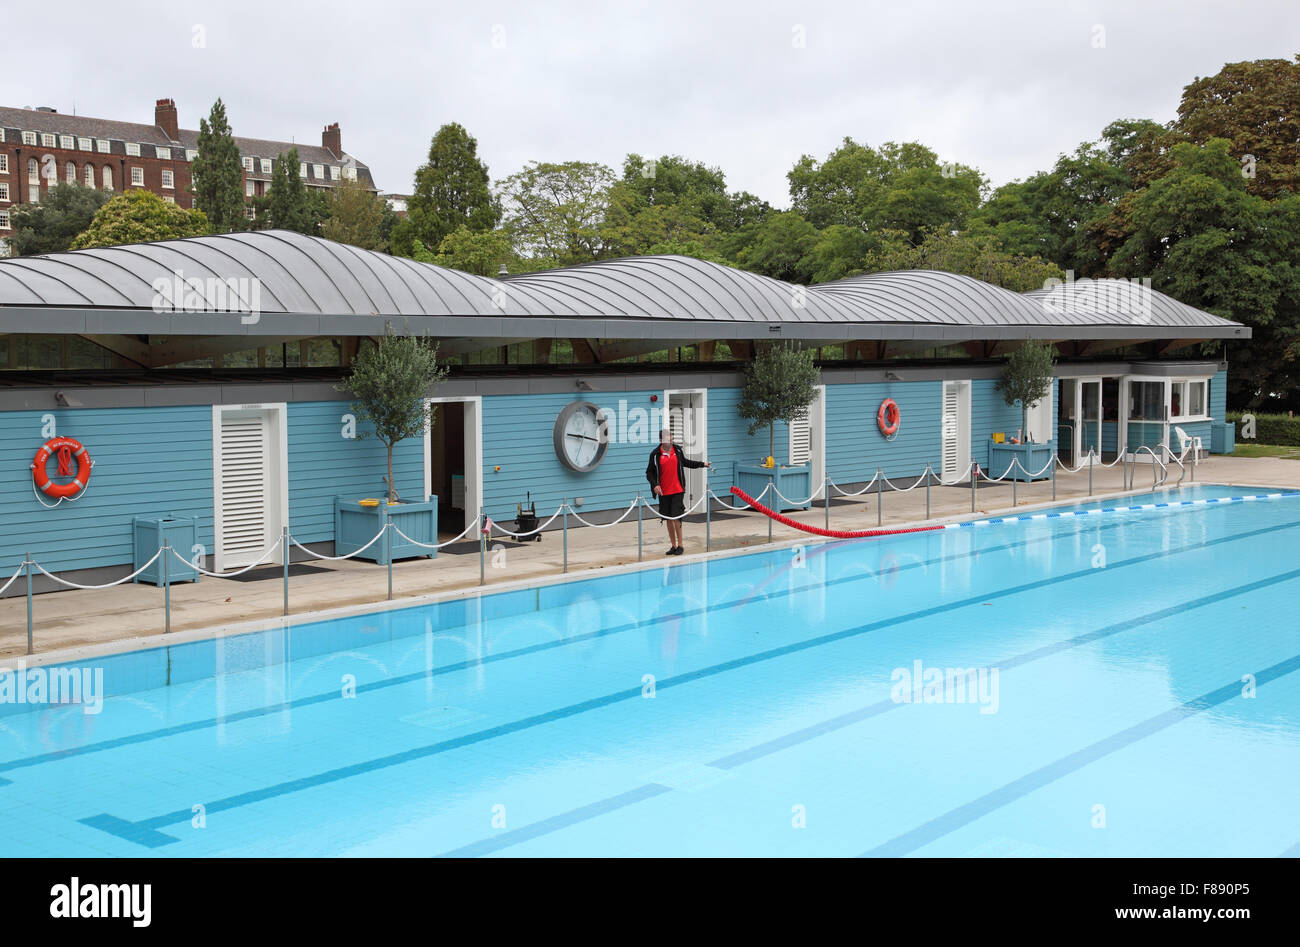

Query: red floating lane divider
[729,486,945,540]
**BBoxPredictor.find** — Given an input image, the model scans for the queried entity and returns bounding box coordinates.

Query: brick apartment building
[0,98,378,253]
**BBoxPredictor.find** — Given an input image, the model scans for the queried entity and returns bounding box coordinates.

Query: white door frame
[1060,376,1103,464]
[211,402,289,572]
[1121,375,1172,458]
[424,395,483,522]
[664,387,708,509]
[809,384,826,487]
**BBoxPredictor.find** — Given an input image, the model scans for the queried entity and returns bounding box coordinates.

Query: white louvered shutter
[789,408,811,465]
[941,384,960,478]
[218,413,270,567]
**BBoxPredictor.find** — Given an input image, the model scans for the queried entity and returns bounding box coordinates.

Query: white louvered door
[217,410,272,569]
[941,382,961,479]
[788,408,811,466]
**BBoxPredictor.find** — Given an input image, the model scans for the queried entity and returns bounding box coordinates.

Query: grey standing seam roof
[0,230,1248,340]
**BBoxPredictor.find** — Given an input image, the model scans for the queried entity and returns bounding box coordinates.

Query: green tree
[321,176,387,250]
[256,147,327,234]
[1174,56,1300,199]
[862,228,1064,292]
[736,342,820,462]
[8,183,108,255]
[995,340,1057,442]
[70,190,210,249]
[191,98,245,233]
[405,123,500,257]
[339,326,448,503]
[426,226,515,275]
[498,160,616,265]
[788,139,984,240]
[729,210,820,283]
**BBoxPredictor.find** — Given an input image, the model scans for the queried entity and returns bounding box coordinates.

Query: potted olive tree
[991,339,1056,481]
[735,342,820,511]
[334,326,448,564]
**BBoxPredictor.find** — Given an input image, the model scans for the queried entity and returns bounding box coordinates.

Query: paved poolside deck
[3,455,1297,662]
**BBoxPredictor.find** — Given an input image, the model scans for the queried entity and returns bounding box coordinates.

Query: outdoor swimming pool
[2,483,1298,857]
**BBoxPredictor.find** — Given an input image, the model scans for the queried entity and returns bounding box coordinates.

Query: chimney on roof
[155,98,179,140]
[322,122,342,158]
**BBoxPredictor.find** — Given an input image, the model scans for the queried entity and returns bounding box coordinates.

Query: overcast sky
[11,1,1298,205]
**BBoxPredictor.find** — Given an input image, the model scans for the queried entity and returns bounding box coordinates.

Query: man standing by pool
[646,428,712,556]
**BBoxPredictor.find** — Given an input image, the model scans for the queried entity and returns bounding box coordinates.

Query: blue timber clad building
[0,231,1247,592]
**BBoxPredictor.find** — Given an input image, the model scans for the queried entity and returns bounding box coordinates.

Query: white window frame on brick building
[162,169,174,189]
[163,195,175,204]
[125,142,141,157]
[156,147,171,160]
[260,158,272,175]
[0,211,9,230]
[345,166,357,181]
[84,165,94,187]
[313,164,324,179]
[78,137,92,151]
[299,162,307,178]
[41,133,55,148]
[59,135,74,150]
[22,131,36,146]
[330,166,340,181]
[131,167,144,187]
[245,179,255,197]
[242,157,253,172]
[0,154,8,174]
[65,161,75,183]
[0,183,8,202]
[96,140,110,153]
[102,166,113,190]
[186,149,197,162]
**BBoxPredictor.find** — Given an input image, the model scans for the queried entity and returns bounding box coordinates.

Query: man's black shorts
[659,492,686,517]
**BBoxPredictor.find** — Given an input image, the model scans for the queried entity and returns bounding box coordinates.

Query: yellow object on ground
[992,432,1005,443]
[358,498,380,507]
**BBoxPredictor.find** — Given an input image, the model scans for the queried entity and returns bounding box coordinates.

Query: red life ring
[877,398,901,438]
[32,437,92,500]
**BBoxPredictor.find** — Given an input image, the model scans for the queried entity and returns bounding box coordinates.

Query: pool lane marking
[0,510,1153,777]
[77,523,1300,848]
[860,645,1300,857]
[434,563,1300,857]
[948,491,1300,529]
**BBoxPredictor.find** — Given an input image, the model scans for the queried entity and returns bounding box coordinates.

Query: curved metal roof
[0,230,1246,339]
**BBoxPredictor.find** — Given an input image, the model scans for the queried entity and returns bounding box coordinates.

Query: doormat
[222,563,334,583]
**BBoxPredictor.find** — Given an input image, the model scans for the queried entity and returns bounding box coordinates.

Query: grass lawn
[1231,443,1300,459]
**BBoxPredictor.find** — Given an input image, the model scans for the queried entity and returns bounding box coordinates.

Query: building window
[0,183,8,201]
[102,166,113,190]
[78,137,92,151]
[125,142,140,157]
[27,157,38,181]
[84,164,94,187]
[299,162,307,178]
[185,149,197,162]
[312,164,323,179]
[245,179,255,197]
[22,131,36,146]
[241,156,253,172]
[59,135,73,150]
[131,167,144,187]
[345,166,357,181]
[41,133,55,148]
[162,195,175,204]
[329,166,340,181]
[161,169,174,189]
[0,128,5,142]
[260,158,272,174]
[0,211,9,230]
[245,206,255,220]
[0,154,7,173]
[1171,379,1209,420]
[155,146,171,159]
[65,161,75,183]
[96,140,110,153]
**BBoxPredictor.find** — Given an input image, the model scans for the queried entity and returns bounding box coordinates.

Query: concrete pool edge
[1,480,1251,671]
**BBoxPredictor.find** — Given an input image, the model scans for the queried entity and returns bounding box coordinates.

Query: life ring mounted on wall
[877,398,901,440]
[32,437,93,505]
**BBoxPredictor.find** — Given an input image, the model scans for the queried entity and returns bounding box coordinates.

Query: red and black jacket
[646,445,708,495]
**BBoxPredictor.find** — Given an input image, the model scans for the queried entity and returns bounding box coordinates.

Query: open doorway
[425,396,482,538]
[665,388,708,512]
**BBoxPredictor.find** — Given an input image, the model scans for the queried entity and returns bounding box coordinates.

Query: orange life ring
[32,437,92,500]
[877,398,901,439]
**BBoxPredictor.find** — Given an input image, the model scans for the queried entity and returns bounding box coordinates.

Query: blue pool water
[2,483,1298,857]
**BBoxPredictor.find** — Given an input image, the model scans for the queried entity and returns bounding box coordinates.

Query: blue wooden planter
[733,463,812,511]
[334,497,438,564]
[988,441,1055,481]
[1211,421,1235,454]
[132,514,200,586]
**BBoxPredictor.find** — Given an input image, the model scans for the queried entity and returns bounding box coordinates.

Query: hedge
[1229,412,1300,446]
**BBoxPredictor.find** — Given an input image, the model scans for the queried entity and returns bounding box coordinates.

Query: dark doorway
[429,401,466,533]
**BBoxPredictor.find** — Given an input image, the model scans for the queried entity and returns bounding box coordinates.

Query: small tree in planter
[995,339,1056,442]
[737,342,819,464]
[340,325,448,503]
